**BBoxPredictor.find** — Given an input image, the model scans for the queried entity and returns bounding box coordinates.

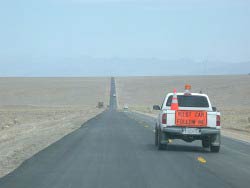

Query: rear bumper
[162,127,220,136]
[159,126,221,145]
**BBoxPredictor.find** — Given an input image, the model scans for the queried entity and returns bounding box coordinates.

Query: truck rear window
[166,95,209,107]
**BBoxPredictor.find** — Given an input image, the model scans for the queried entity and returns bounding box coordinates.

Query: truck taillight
[216,115,220,126]
[162,113,167,124]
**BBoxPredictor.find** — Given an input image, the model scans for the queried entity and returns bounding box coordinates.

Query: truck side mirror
[153,105,161,110]
[212,107,217,112]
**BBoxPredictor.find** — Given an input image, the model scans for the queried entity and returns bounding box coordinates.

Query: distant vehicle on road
[154,85,221,152]
[113,94,116,97]
[97,101,104,108]
[123,104,129,110]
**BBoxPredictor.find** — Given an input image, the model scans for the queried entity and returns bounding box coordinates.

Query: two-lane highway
[0,78,249,188]
[109,77,117,110]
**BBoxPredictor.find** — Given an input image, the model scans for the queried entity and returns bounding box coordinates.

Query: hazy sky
[0,0,249,76]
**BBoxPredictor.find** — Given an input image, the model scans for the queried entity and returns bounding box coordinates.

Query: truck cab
[155,86,221,152]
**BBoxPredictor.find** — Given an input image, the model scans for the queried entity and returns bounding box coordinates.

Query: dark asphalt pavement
[109,77,117,110]
[0,78,249,188]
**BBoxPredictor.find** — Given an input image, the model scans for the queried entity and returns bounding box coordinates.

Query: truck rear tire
[210,133,220,152]
[202,138,210,148]
[155,126,159,146]
[210,145,220,152]
[157,130,167,150]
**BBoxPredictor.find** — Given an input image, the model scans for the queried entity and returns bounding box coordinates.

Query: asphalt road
[109,77,117,110]
[0,78,250,188]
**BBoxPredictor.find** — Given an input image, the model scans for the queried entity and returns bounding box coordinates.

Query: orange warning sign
[175,111,207,127]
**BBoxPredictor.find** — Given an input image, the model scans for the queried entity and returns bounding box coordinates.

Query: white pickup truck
[154,86,221,152]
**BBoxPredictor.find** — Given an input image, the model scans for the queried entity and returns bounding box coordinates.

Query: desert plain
[0,77,110,177]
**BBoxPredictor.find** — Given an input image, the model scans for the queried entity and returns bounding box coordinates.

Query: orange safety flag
[171,88,179,110]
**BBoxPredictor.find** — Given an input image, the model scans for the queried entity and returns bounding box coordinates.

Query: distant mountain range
[103,58,250,76]
[0,57,249,76]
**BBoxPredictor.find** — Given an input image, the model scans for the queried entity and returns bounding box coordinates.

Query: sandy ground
[116,75,250,140]
[0,77,110,177]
